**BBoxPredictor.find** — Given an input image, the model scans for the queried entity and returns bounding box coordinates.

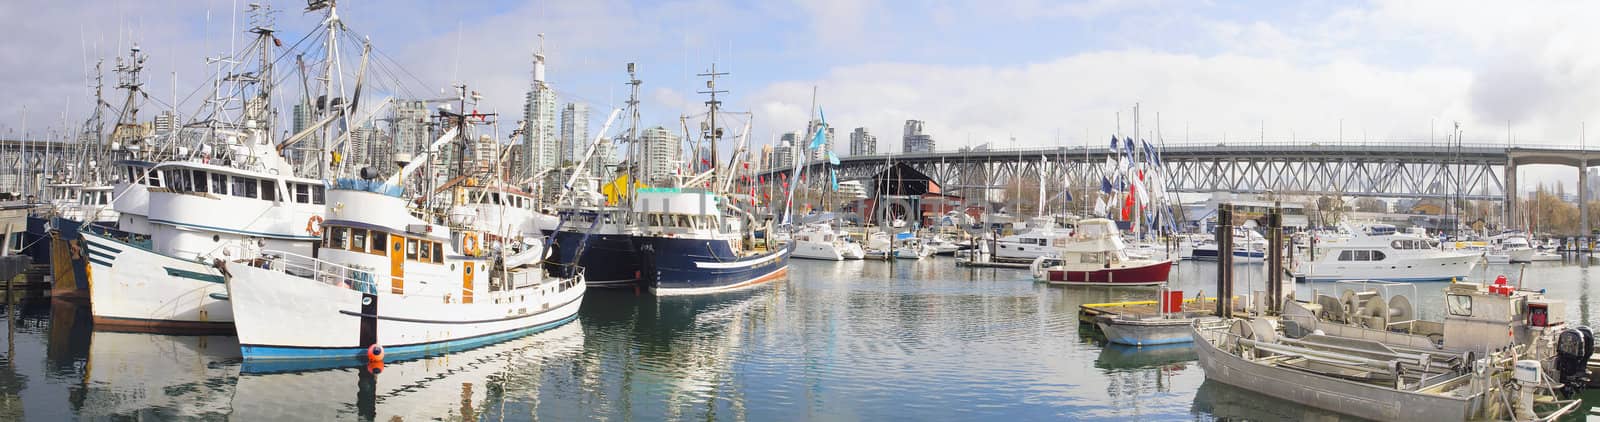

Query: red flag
[1121,193,1135,220]
[782,181,789,189]
[743,162,750,169]
[781,173,788,181]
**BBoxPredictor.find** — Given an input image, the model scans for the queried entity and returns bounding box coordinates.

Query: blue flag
[1123,137,1135,159]
[1065,189,1073,203]
[827,150,840,165]
[809,125,827,150]
[1109,135,1119,153]
[1100,177,1113,194]
[830,169,839,191]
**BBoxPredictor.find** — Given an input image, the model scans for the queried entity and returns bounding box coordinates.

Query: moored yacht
[1290,224,1479,282]
[790,222,863,261]
[1029,218,1172,286]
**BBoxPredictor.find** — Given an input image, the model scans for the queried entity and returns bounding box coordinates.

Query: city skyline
[5,1,1600,186]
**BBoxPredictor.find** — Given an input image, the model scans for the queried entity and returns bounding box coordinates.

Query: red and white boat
[1029,218,1172,286]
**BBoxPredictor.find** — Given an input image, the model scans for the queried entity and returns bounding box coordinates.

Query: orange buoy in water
[366,344,385,363]
[365,360,384,374]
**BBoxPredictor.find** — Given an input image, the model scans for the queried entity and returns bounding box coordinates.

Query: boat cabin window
[1370,251,1386,261]
[312,185,325,205]
[147,171,163,188]
[432,242,444,263]
[210,173,228,195]
[406,239,418,260]
[349,229,368,252]
[418,240,431,262]
[370,231,388,254]
[1447,294,1472,316]
[192,170,208,193]
[1337,250,1353,261]
[235,176,258,199]
[329,227,348,250]
[1079,253,1102,264]
[294,184,310,203]
[260,180,277,201]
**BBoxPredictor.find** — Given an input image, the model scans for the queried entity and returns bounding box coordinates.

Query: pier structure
[772,141,1600,230]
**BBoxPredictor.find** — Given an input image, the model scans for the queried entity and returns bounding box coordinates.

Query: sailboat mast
[697,64,727,193]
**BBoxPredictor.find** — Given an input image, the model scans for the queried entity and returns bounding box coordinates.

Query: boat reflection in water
[81,332,240,419]
[1190,379,1359,421]
[1093,342,1196,371]
[231,322,585,420]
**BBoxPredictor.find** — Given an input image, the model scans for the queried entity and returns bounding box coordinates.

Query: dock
[1077,297,1229,324]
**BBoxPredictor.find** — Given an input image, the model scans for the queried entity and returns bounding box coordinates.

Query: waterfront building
[849,127,876,156]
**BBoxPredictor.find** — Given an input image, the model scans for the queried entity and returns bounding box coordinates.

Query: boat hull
[1294,252,1478,282]
[635,238,791,296]
[1097,317,1198,345]
[226,262,584,367]
[1043,260,1172,286]
[1191,325,1476,421]
[81,228,234,332]
[544,230,640,288]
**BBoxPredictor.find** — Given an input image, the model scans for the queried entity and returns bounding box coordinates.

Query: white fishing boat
[225,176,584,366]
[82,157,325,331]
[1290,224,1478,282]
[925,233,963,256]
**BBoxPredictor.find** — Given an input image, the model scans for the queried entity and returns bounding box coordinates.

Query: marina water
[6,258,1600,420]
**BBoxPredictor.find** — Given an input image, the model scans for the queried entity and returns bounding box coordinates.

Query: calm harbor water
[4,257,1600,420]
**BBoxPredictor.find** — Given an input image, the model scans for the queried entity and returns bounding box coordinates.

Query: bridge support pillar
[1582,160,1590,248]
[1582,160,1591,249]
[1505,160,1517,229]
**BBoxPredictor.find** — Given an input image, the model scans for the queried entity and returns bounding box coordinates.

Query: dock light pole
[1216,203,1234,318]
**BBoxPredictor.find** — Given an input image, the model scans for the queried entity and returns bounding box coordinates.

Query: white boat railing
[254,250,381,294]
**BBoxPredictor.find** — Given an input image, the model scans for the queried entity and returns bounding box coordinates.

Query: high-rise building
[774,132,798,170]
[903,120,935,153]
[521,48,559,179]
[758,144,774,172]
[805,119,836,161]
[292,101,316,135]
[559,102,589,164]
[152,111,176,135]
[391,100,430,158]
[641,126,681,184]
[849,127,876,156]
[348,125,373,168]
[588,136,614,179]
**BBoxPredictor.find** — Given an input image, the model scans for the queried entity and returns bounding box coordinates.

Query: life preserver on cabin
[306,215,325,237]
[462,232,480,256]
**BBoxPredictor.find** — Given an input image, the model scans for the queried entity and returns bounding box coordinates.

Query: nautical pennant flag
[830,169,839,191]
[1121,192,1135,220]
[1109,135,1119,153]
[1100,177,1113,194]
[1064,187,1073,203]
[1131,174,1149,206]
[1094,196,1108,216]
[1142,139,1157,163]
[827,151,840,165]
[809,108,828,150]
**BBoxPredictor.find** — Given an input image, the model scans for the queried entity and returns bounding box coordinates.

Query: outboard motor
[1553,325,1594,398]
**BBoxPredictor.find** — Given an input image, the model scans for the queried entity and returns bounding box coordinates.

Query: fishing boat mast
[697,64,727,193]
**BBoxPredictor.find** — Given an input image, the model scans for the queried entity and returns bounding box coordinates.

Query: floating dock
[1078,297,1230,324]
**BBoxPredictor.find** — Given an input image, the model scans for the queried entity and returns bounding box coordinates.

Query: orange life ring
[306,215,325,237]
[462,232,480,256]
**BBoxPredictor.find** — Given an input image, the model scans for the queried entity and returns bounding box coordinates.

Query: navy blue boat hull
[543,230,641,288]
[633,237,790,295]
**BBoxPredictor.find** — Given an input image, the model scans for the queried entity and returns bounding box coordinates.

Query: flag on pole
[1109,135,1119,153]
[830,169,839,191]
[827,151,840,165]
[1131,175,1149,206]
[1122,192,1135,220]
[1094,196,1108,216]
[1100,177,1113,194]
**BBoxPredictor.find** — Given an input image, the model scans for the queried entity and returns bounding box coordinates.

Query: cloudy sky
[3,0,1599,184]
